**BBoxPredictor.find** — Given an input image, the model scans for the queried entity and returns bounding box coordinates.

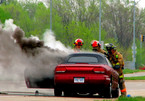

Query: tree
[0,7,11,23]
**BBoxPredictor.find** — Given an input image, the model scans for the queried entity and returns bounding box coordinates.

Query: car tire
[112,84,119,98]
[64,90,72,97]
[88,93,93,97]
[104,82,112,98]
[54,87,62,96]
[112,88,119,98]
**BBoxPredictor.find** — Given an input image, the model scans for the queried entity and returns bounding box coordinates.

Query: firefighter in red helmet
[91,40,106,54]
[74,38,83,52]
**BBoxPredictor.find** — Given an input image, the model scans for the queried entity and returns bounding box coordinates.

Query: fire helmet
[74,39,84,46]
[91,40,101,47]
[105,43,116,50]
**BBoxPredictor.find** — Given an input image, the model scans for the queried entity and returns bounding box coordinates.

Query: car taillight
[55,67,66,73]
[93,68,105,73]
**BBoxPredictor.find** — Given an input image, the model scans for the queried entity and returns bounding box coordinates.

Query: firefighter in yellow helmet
[91,40,107,54]
[74,39,83,52]
[105,43,126,97]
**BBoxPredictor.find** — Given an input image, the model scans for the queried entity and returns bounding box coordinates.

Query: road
[124,72,145,97]
[0,79,145,101]
[124,72,145,77]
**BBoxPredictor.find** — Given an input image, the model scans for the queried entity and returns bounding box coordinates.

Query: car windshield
[66,55,107,64]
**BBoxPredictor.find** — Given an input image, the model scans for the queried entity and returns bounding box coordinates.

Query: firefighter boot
[120,82,127,97]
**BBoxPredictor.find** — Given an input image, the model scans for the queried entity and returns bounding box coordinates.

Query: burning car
[54,52,119,98]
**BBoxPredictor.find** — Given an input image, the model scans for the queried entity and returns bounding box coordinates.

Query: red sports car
[54,52,119,98]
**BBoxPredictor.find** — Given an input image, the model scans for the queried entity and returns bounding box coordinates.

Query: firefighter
[105,43,127,97]
[91,40,107,54]
[74,38,83,52]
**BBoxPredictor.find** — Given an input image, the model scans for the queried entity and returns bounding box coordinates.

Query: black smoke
[0,25,68,85]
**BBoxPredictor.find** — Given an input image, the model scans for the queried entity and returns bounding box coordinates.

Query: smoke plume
[0,19,71,82]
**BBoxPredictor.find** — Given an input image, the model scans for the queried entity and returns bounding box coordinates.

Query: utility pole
[50,0,52,30]
[132,0,136,68]
[99,0,101,44]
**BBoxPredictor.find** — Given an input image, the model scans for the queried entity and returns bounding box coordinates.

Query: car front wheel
[54,87,62,96]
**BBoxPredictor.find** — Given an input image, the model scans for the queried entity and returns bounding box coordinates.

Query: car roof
[68,52,106,57]
[62,52,108,65]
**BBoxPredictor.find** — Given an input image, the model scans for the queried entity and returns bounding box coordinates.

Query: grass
[118,96,145,101]
[94,97,145,101]
[123,69,145,74]
[125,76,145,80]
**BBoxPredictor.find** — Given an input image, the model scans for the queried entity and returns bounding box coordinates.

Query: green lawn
[123,69,145,74]
[118,96,145,101]
[125,76,145,80]
[94,97,145,101]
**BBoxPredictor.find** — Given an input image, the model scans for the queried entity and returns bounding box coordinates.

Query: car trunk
[55,64,111,85]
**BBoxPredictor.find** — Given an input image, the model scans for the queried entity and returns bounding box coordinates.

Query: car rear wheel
[54,87,62,96]
[64,90,72,97]
[88,93,94,97]
[104,82,112,98]
[64,90,77,97]
[112,84,119,98]
[112,88,119,98]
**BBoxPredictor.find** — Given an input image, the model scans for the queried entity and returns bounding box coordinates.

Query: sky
[136,0,145,9]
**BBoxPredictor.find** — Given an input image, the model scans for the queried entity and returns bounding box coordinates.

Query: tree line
[0,0,145,68]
